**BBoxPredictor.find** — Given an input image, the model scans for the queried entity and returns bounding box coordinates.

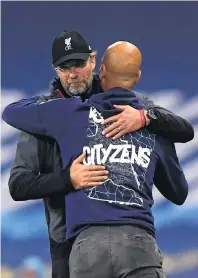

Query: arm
[154,137,188,205]
[2,97,48,136]
[9,133,108,201]
[2,97,67,138]
[9,132,73,201]
[102,92,194,143]
[9,131,72,277]
[135,92,194,143]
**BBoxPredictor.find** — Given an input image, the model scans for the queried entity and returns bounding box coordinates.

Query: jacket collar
[89,87,145,110]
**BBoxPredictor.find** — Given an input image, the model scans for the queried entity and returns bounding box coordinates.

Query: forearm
[9,168,74,201]
[135,92,194,143]
[2,97,43,134]
[145,106,194,143]
[9,132,76,201]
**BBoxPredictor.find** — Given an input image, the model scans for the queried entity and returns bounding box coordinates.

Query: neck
[104,83,134,92]
[103,76,136,91]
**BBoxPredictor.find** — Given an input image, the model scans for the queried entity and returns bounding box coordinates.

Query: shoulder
[132,90,146,101]
[91,74,103,94]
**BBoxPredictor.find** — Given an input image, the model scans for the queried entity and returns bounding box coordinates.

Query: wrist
[61,167,75,190]
[139,110,146,127]
[143,110,151,126]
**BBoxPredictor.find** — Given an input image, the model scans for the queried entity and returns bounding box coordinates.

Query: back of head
[100,41,142,91]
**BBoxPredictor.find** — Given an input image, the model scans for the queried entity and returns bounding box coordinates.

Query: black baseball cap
[52,30,92,67]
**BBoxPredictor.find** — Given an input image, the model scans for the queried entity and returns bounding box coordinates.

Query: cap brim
[53,53,90,67]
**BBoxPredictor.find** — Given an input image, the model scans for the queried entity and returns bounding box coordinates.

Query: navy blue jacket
[2,87,188,239]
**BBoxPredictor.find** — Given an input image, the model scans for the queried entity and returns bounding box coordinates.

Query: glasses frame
[57,57,91,74]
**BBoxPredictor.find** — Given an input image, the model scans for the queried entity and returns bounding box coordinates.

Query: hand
[70,152,109,189]
[102,105,144,140]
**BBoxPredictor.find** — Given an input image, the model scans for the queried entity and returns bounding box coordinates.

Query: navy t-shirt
[2,87,188,239]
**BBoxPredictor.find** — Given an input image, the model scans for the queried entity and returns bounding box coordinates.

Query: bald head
[100,41,142,91]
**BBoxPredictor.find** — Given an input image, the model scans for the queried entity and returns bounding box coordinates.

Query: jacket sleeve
[154,137,188,205]
[134,91,194,143]
[2,97,53,137]
[8,132,74,201]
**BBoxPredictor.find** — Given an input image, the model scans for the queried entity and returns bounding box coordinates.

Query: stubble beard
[61,73,93,96]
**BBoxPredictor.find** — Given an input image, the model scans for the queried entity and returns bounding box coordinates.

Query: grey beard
[65,83,88,96]
[61,75,93,97]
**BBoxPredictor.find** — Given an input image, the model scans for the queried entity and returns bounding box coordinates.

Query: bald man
[100,41,142,93]
[3,41,188,278]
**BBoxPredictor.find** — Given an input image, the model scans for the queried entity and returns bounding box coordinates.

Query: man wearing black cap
[52,31,92,66]
[8,30,194,278]
[52,31,95,98]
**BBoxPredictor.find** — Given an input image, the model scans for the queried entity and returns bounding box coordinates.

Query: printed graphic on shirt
[83,107,156,207]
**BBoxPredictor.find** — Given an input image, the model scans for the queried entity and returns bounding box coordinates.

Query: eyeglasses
[57,58,90,74]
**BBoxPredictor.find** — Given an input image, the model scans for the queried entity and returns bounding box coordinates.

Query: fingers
[102,121,121,136]
[105,125,126,138]
[113,105,126,110]
[102,114,119,125]
[112,130,127,140]
[85,182,104,187]
[87,170,109,176]
[82,170,109,184]
[75,173,108,189]
[73,152,86,164]
[88,175,108,182]
[86,165,106,171]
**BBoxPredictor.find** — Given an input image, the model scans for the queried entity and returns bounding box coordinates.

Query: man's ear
[53,65,59,76]
[90,51,97,70]
[135,70,141,84]
[99,64,106,80]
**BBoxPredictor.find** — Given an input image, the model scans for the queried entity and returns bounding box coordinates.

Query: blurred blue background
[1,1,198,277]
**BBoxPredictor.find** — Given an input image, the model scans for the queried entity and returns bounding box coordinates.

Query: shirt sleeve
[154,137,188,205]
